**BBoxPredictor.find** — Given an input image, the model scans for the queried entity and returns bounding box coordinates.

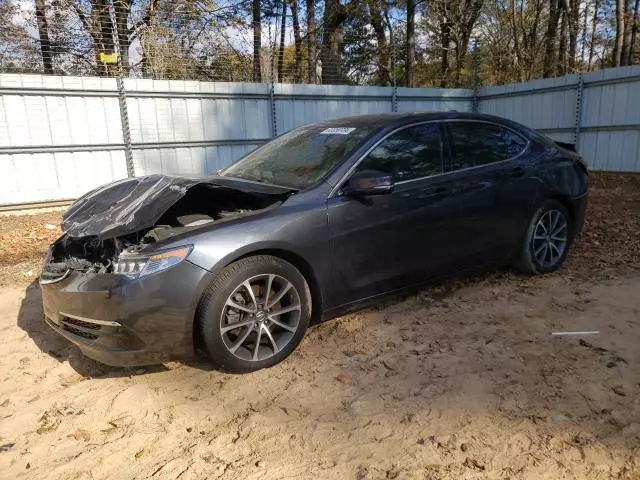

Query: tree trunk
[621,0,630,64]
[291,0,303,82]
[543,0,561,77]
[558,8,568,74]
[278,0,287,81]
[306,0,317,83]
[614,0,625,66]
[253,0,262,82]
[510,0,523,78]
[368,0,390,85]
[320,0,346,84]
[631,0,640,63]
[525,0,543,80]
[588,0,599,71]
[91,0,118,76]
[453,0,483,87]
[565,0,579,71]
[406,0,415,87]
[623,0,634,64]
[35,0,53,74]
[113,0,131,73]
[383,6,395,84]
[440,19,450,87]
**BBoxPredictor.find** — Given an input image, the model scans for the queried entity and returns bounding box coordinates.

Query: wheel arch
[192,248,324,349]
[549,194,575,221]
[547,194,583,243]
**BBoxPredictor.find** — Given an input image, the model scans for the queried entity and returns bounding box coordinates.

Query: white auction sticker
[319,127,356,135]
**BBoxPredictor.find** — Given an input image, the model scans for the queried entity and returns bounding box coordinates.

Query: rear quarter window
[448,122,528,170]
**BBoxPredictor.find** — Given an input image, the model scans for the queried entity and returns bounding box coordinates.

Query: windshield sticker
[319,127,356,135]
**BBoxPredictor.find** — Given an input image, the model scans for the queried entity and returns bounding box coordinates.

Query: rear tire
[198,255,311,373]
[515,199,572,275]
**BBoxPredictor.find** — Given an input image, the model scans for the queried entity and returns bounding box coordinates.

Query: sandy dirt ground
[0,174,639,479]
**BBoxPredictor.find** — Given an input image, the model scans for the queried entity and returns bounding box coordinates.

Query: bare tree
[614,0,625,66]
[406,0,416,87]
[307,0,317,83]
[430,0,484,86]
[507,0,545,81]
[588,0,600,70]
[450,0,484,86]
[368,0,391,85]
[320,0,347,84]
[431,1,452,87]
[278,0,287,81]
[558,5,568,74]
[510,0,523,78]
[4,0,638,86]
[564,0,579,71]
[113,0,131,70]
[622,0,634,64]
[253,0,262,82]
[291,0,303,81]
[0,2,39,72]
[543,0,562,77]
[35,0,54,74]
[87,0,120,75]
[630,0,640,63]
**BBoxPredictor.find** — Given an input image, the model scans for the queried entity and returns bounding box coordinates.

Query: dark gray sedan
[40,112,588,372]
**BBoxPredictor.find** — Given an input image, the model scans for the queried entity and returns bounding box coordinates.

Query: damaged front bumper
[38,174,292,366]
[40,260,212,367]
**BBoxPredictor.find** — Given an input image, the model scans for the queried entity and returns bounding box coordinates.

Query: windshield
[220,124,378,189]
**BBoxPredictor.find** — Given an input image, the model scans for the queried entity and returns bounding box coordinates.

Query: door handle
[407,186,449,199]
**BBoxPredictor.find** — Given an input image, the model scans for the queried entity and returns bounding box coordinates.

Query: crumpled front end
[42,174,290,283]
[41,257,211,366]
[39,174,292,366]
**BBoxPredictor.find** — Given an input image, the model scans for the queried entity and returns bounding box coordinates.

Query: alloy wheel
[531,209,568,268]
[219,274,302,362]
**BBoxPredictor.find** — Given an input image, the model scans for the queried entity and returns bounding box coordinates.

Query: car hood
[62,174,293,239]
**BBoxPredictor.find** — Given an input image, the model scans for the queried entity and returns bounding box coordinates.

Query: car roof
[316,111,534,137]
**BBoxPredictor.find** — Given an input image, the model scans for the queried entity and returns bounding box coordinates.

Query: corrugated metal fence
[479,65,640,173]
[0,66,638,206]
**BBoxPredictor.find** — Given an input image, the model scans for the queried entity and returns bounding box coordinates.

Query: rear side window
[448,122,527,170]
[356,123,443,182]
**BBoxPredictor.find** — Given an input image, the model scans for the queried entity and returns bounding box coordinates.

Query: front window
[355,123,443,182]
[221,124,378,189]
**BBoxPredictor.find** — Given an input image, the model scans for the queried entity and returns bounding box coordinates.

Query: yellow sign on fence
[99,52,118,64]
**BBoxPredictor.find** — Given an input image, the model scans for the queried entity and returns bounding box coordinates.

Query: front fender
[175,203,332,313]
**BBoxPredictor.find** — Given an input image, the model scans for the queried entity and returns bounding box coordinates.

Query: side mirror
[343,170,394,197]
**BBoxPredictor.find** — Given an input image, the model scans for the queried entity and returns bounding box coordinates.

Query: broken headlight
[113,246,192,278]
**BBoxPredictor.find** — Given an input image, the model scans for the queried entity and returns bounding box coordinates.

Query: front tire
[198,255,311,373]
[515,199,572,275]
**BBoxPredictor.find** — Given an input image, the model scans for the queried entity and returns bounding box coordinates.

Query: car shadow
[18,267,514,377]
[17,280,167,378]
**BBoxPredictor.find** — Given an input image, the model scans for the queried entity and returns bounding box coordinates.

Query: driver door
[326,122,463,308]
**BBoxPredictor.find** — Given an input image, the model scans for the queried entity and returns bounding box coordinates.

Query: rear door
[443,120,538,267]
[326,122,463,307]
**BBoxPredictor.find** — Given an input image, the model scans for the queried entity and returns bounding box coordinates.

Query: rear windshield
[221,124,378,189]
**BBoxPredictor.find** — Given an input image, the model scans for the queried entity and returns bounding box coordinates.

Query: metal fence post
[268,18,278,138]
[573,73,584,153]
[109,0,135,177]
[269,82,278,138]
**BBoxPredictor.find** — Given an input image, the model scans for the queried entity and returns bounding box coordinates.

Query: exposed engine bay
[41,175,293,280]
